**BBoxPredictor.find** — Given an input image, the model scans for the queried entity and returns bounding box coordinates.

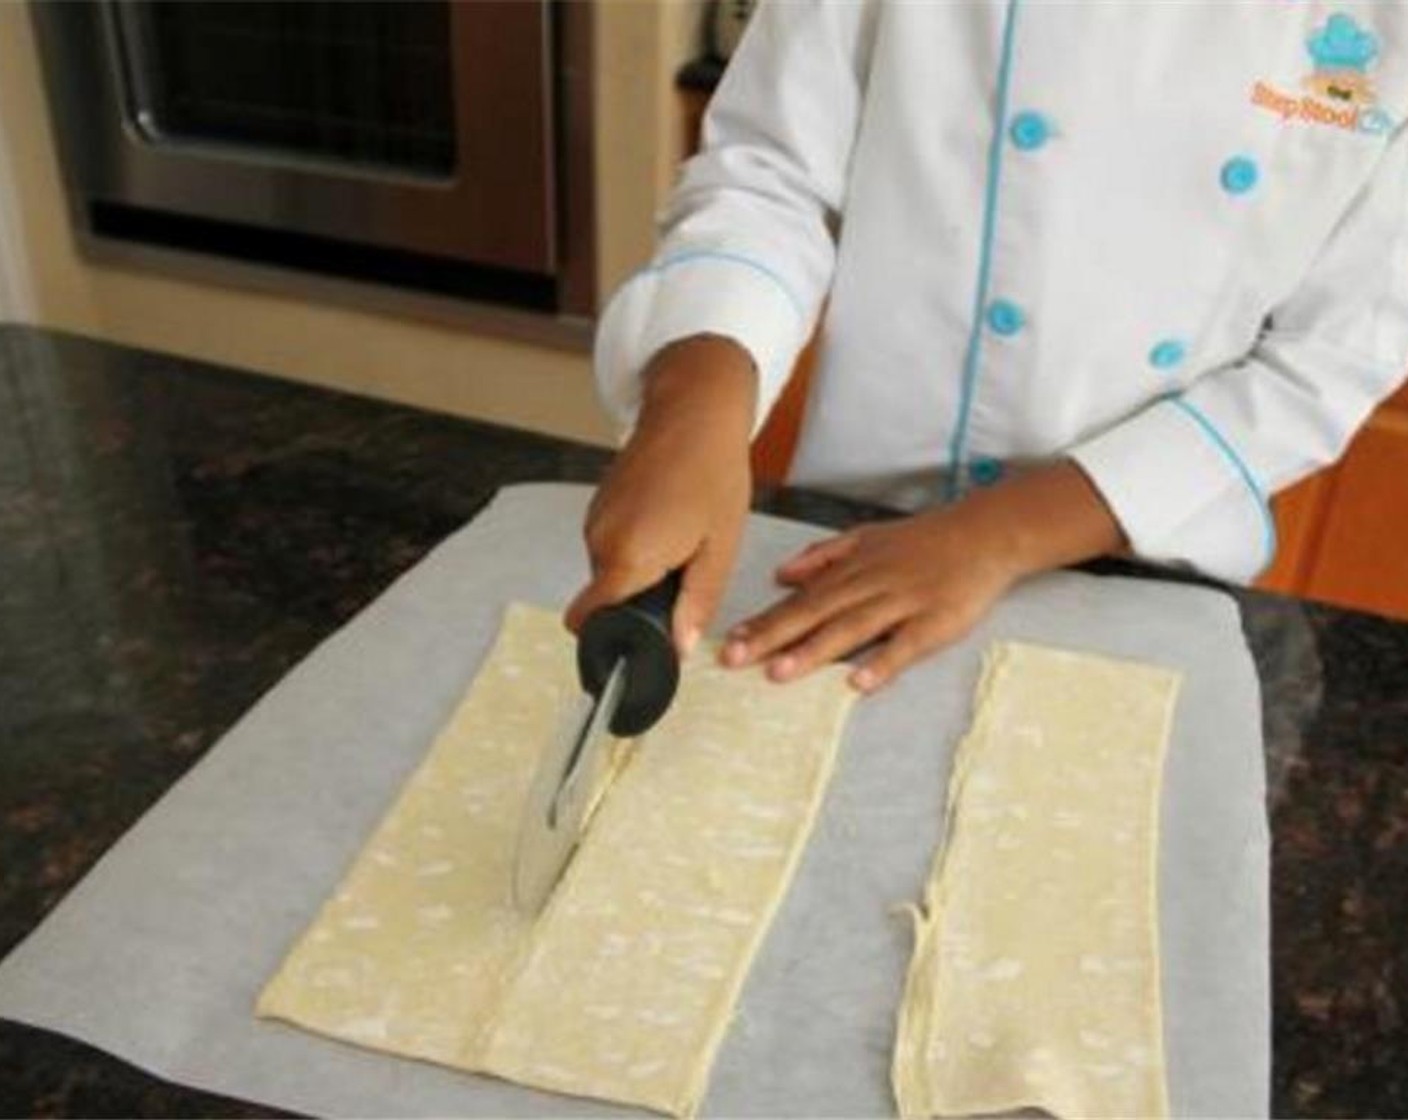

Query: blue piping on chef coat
[946,0,1023,501]
[651,249,806,320]
[1166,396,1278,574]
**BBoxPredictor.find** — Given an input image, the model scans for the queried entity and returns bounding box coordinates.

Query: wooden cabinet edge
[1260,398,1408,614]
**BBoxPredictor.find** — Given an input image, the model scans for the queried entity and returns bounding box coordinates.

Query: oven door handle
[103,2,168,143]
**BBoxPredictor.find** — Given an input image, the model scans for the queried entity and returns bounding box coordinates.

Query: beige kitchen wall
[0,2,705,446]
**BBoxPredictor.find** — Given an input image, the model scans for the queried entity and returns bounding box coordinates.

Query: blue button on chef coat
[1220,156,1260,195]
[1149,338,1188,370]
[985,299,1026,336]
[1009,111,1052,151]
[970,457,1005,485]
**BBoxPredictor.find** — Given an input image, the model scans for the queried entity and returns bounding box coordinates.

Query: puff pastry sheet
[258,603,856,1117]
[893,642,1180,1119]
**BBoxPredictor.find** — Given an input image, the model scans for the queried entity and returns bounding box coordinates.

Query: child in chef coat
[568,2,1408,691]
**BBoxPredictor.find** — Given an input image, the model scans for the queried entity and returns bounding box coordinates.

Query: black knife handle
[577,568,683,737]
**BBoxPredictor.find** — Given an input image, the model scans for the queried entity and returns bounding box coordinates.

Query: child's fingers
[774,534,858,586]
[722,570,871,668]
[674,533,738,655]
[764,596,908,683]
[849,613,967,692]
[564,561,661,633]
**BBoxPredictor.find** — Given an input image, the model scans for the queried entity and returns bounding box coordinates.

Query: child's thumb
[674,539,734,655]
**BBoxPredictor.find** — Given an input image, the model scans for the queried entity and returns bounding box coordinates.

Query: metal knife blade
[512,660,628,914]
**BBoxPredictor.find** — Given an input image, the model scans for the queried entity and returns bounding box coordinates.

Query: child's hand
[566,335,758,653]
[721,461,1125,692]
[721,505,1021,692]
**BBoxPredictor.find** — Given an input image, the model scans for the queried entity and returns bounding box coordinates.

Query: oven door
[37,1,556,274]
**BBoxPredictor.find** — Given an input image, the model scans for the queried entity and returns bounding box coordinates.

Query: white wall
[596,0,705,296]
[0,84,33,323]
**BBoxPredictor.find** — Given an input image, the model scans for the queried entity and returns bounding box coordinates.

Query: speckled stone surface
[0,326,1403,1118]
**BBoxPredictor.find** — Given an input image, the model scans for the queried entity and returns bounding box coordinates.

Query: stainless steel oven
[31,1,595,313]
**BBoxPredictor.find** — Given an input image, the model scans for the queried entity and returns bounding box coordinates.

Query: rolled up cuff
[1068,396,1277,583]
[593,252,810,441]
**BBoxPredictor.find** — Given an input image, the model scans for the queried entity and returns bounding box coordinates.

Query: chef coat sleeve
[594,0,873,438]
[1070,125,1408,584]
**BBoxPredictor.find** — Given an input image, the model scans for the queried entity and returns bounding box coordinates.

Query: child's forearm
[635,343,1126,585]
[959,459,1128,579]
[567,335,760,647]
[637,335,758,448]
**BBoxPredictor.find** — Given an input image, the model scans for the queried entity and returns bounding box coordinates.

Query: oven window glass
[113,0,455,176]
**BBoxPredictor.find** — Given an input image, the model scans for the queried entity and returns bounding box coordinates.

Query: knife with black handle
[513,568,684,912]
[576,567,684,736]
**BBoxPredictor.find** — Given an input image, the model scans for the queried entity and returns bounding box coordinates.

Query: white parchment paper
[0,483,1268,1117]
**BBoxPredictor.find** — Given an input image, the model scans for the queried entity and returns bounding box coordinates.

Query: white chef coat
[594,1,1408,582]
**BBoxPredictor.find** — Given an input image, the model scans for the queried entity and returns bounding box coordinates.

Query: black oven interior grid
[118,1,457,176]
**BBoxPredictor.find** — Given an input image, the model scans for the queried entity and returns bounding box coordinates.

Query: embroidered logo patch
[1250,12,1394,137]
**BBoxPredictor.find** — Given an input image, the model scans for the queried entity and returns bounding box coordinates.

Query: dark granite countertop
[0,326,1403,1118]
